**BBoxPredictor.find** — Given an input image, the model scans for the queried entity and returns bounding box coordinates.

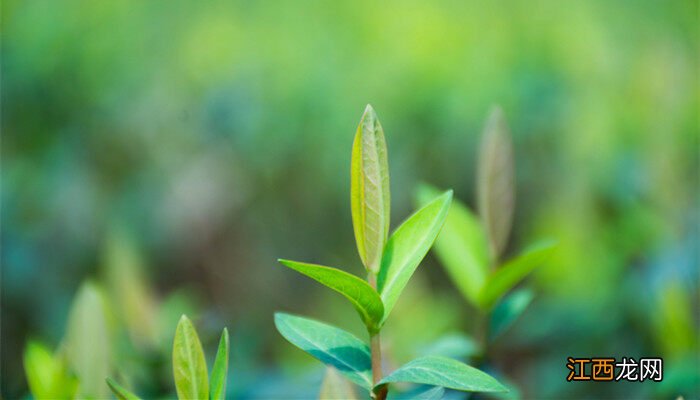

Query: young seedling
[275,105,507,399]
[23,281,111,400]
[416,106,556,368]
[107,315,229,400]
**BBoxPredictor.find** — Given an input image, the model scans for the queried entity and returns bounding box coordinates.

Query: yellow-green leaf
[477,106,515,261]
[209,328,229,400]
[278,259,384,332]
[478,240,557,309]
[351,104,390,273]
[23,341,77,400]
[173,315,209,400]
[104,227,159,349]
[62,281,112,399]
[106,378,142,400]
[378,190,452,322]
[416,184,490,306]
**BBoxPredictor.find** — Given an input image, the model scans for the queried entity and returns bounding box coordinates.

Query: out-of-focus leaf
[23,341,77,400]
[210,328,230,400]
[378,190,452,322]
[416,184,490,307]
[62,281,112,399]
[418,333,479,359]
[274,313,372,390]
[489,289,534,341]
[104,228,159,348]
[278,259,384,333]
[157,289,201,353]
[173,315,209,400]
[480,372,522,400]
[351,104,391,273]
[477,106,515,261]
[106,378,142,400]
[319,366,358,400]
[388,385,445,400]
[653,280,696,360]
[478,240,557,309]
[377,356,507,393]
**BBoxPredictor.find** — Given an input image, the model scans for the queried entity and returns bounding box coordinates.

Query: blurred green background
[2,0,698,398]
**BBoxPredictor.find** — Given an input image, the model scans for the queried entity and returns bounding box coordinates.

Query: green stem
[370,334,387,400]
[367,274,387,400]
[474,310,490,367]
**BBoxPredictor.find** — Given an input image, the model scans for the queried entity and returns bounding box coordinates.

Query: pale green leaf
[478,240,557,309]
[210,328,229,400]
[378,356,507,393]
[477,105,515,261]
[319,367,358,400]
[378,190,452,322]
[489,288,534,341]
[104,227,159,348]
[23,341,77,400]
[418,333,479,359]
[416,184,489,306]
[278,259,384,332]
[62,281,112,399]
[351,104,391,273]
[173,315,209,400]
[274,313,372,390]
[106,378,142,400]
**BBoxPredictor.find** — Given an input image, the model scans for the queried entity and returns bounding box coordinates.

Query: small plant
[107,315,229,400]
[23,281,111,399]
[275,105,507,399]
[416,106,556,367]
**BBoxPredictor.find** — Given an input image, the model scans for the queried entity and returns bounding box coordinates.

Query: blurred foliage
[1,0,698,399]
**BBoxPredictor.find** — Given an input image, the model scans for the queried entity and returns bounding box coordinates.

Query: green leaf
[478,240,557,309]
[274,313,372,390]
[278,259,384,332]
[477,105,515,261]
[418,333,479,359]
[210,328,229,400]
[351,104,391,273]
[106,378,142,400]
[319,367,358,400]
[62,281,112,399]
[416,184,490,306]
[388,386,445,400]
[489,288,534,341]
[104,227,159,348]
[23,341,77,400]
[378,190,452,322]
[378,356,507,393]
[172,315,209,400]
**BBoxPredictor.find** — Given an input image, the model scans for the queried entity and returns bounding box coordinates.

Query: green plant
[415,106,556,366]
[23,281,111,399]
[107,315,229,400]
[275,105,507,400]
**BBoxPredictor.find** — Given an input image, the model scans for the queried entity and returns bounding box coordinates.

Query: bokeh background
[2,1,698,399]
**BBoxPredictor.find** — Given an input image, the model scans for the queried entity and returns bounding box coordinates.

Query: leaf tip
[177,314,192,328]
[489,104,505,119]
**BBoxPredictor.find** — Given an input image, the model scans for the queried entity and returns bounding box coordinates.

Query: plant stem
[370,334,387,400]
[474,310,490,367]
[367,273,387,400]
